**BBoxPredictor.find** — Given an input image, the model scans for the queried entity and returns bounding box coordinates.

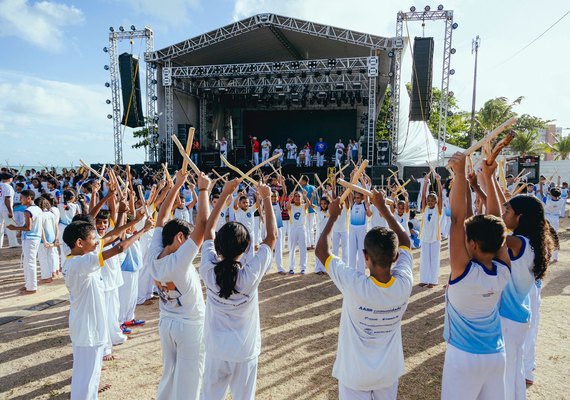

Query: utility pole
[469,35,481,146]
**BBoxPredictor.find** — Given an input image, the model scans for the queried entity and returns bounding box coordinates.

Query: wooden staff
[181,127,195,173]
[511,183,528,196]
[137,185,147,207]
[211,169,229,183]
[171,135,201,175]
[288,175,303,194]
[463,117,517,156]
[339,159,369,202]
[394,179,411,195]
[337,179,394,205]
[487,131,516,166]
[79,159,109,183]
[220,154,257,185]
[243,153,282,177]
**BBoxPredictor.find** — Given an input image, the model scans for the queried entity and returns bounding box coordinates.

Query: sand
[0,232,569,399]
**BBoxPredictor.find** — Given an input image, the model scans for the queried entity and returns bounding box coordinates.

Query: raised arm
[481,160,501,217]
[156,172,185,228]
[102,217,154,260]
[204,179,241,241]
[189,172,211,247]
[448,152,471,279]
[259,183,277,249]
[436,174,443,214]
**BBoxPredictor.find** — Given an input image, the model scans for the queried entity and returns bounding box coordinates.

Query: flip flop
[123,319,145,327]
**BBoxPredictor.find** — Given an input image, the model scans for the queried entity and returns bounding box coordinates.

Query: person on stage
[335,139,345,167]
[315,138,328,167]
[261,138,272,162]
[217,137,228,167]
[250,136,260,165]
[286,139,298,163]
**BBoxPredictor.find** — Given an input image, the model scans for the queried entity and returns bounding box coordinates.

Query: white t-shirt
[419,207,441,243]
[369,205,388,229]
[235,206,255,236]
[325,247,414,390]
[58,202,80,225]
[394,211,409,231]
[147,228,204,323]
[219,140,228,153]
[335,143,345,157]
[63,241,108,347]
[286,143,297,159]
[100,243,124,291]
[261,140,271,152]
[200,240,272,361]
[316,208,329,233]
[544,197,564,217]
[333,208,349,233]
[173,207,190,223]
[0,182,14,212]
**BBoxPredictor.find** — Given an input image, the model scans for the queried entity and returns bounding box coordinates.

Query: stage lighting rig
[119,26,125,32]
[424,5,430,11]
[103,47,108,52]
[438,4,444,10]
[410,6,416,12]
[109,27,114,32]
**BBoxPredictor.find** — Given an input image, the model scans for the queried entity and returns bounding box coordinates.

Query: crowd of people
[0,156,564,399]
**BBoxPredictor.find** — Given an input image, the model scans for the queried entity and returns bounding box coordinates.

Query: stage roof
[146,13,401,67]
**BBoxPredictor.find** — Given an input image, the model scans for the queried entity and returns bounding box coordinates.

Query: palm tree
[547,133,570,160]
[475,96,524,134]
[509,130,541,156]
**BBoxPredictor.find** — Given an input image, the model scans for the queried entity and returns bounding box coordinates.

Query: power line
[496,10,570,67]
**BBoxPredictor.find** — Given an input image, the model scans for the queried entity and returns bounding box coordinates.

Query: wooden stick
[243,153,282,177]
[338,179,393,205]
[162,163,172,183]
[171,135,201,175]
[511,183,528,196]
[339,159,369,202]
[394,179,411,195]
[463,117,517,156]
[211,169,229,183]
[137,185,147,207]
[181,127,195,174]
[220,154,257,185]
[79,159,109,183]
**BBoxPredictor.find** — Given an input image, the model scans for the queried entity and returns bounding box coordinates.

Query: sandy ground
[1,230,569,400]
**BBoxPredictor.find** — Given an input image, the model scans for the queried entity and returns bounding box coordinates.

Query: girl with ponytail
[500,194,555,395]
[200,178,277,400]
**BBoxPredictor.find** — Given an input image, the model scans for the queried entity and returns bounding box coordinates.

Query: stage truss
[106,26,158,164]
[391,7,456,166]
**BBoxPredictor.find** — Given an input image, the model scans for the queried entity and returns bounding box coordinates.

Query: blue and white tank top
[121,237,143,272]
[23,205,43,241]
[350,202,367,226]
[41,210,57,244]
[444,259,511,354]
[499,236,534,323]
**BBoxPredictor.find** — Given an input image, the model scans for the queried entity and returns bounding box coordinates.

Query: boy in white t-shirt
[0,172,19,248]
[315,190,413,399]
[148,170,211,400]
[62,218,151,400]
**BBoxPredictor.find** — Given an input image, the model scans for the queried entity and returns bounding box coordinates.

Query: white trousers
[0,210,19,247]
[38,244,59,279]
[316,153,324,167]
[338,380,398,400]
[332,231,349,264]
[22,239,40,291]
[440,215,451,239]
[201,356,258,400]
[419,241,441,284]
[253,152,259,165]
[157,317,205,400]
[104,288,126,355]
[442,344,506,400]
[273,227,284,272]
[71,344,105,400]
[546,214,559,231]
[118,270,139,324]
[349,225,367,274]
[137,262,155,304]
[261,149,269,162]
[288,226,307,272]
[524,282,541,382]
[501,317,529,400]
[254,216,261,246]
[305,213,316,247]
[59,223,70,267]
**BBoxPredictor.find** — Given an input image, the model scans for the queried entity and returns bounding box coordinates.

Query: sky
[0,0,569,166]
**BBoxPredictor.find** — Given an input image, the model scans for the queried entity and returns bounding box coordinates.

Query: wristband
[199,188,208,192]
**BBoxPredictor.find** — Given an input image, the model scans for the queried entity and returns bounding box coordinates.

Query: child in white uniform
[500,195,553,398]
[348,192,372,274]
[314,198,330,274]
[62,219,150,400]
[418,175,442,287]
[37,197,59,283]
[271,190,286,274]
[391,191,410,231]
[543,187,563,262]
[118,222,146,328]
[200,179,276,400]
[233,192,257,263]
[58,190,80,266]
[148,170,211,400]
[315,190,413,400]
[0,173,19,248]
[287,190,309,274]
[332,200,350,264]
[442,153,511,400]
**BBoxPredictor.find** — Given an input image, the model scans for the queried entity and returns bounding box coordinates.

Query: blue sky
[1,0,569,166]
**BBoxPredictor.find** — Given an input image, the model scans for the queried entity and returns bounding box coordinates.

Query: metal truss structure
[391,8,455,165]
[106,26,158,164]
[146,14,396,62]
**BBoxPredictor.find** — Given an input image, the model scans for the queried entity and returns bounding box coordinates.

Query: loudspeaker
[173,124,192,168]
[200,151,218,170]
[376,140,391,166]
[370,165,398,186]
[409,37,434,121]
[518,156,540,183]
[119,53,144,128]
[281,159,297,167]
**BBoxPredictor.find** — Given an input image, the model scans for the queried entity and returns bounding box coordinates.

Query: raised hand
[197,172,211,191]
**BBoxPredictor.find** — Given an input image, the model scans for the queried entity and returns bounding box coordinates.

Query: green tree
[509,130,542,156]
[473,96,523,140]
[376,88,392,141]
[132,126,150,150]
[546,133,570,160]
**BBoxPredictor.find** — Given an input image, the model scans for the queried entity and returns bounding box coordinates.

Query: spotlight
[109,27,114,32]
[387,91,392,97]
[119,26,125,32]
[105,99,111,104]
[450,48,456,54]
[447,110,454,117]
[347,68,353,74]
[151,79,157,84]
[424,5,430,11]
[104,65,109,70]
[452,22,458,29]
[410,6,416,12]
[131,25,136,31]
[388,51,395,58]
[103,47,108,52]
[438,4,444,10]
[388,71,394,77]
[151,63,157,69]
[275,85,284,91]
[107,114,113,119]
[448,91,454,97]
[153,116,160,123]
[353,82,362,89]
[105,82,110,87]
[327,58,336,67]
[387,122,392,129]
[449,69,455,75]
[151,95,158,101]
[335,83,345,90]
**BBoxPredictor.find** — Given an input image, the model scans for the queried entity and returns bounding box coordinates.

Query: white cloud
[0,71,146,166]
[0,0,84,52]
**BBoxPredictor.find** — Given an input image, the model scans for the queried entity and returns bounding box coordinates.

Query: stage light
[151,79,157,84]
[424,5,430,11]
[103,47,108,52]
[328,58,336,67]
[106,99,111,104]
[107,114,113,119]
[119,26,125,32]
[151,63,157,69]
[273,62,282,70]
[452,22,458,29]
[105,82,110,87]
[387,122,392,129]
[317,91,327,98]
[410,6,416,12]
[388,51,395,58]
[447,110,454,117]
[104,65,109,70]
[291,61,300,69]
[152,95,158,100]
[275,85,284,91]
[450,48,456,54]
[153,116,160,123]
[336,70,342,75]
[336,83,345,90]
[347,68,353,74]
[449,69,455,75]
[388,71,394,77]
[448,91,454,97]
[109,27,114,32]
[353,82,362,89]
[218,88,228,93]
[387,91,392,97]
[438,4,444,10]
[131,25,136,31]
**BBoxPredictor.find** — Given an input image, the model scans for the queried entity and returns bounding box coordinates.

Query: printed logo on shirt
[427,213,432,222]
[294,212,301,220]
[246,212,251,218]
[482,290,495,298]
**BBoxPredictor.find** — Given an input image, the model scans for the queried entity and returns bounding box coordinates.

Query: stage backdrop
[243,109,357,150]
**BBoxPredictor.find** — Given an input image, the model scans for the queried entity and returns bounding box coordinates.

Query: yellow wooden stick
[137,185,147,207]
[339,159,369,202]
[463,117,517,156]
[337,179,394,205]
[220,154,257,185]
[79,159,109,183]
[181,127,195,174]
[171,135,201,176]
[243,153,282,177]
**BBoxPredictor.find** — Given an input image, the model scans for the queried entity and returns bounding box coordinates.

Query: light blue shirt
[23,205,42,241]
